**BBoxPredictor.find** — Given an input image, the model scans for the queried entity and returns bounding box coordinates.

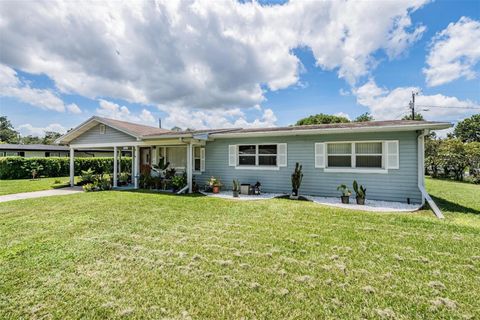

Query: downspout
[417,129,444,219]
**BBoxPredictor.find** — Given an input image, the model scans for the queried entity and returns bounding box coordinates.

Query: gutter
[417,129,444,219]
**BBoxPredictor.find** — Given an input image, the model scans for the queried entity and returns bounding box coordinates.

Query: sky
[0,0,479,137]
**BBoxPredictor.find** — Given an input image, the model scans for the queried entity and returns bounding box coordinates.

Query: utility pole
[409,91,418,120]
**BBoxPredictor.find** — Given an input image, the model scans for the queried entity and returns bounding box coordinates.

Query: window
[356,142,382,168]
[45,152,50,157]
[327,142,384,169]
[238,144,277,166]
[99,124,106,134]
[193,147,201,171]
[327,143,352,167]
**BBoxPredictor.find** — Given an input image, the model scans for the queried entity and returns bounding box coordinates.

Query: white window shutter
[277,143,287,167]
[315,143,325,168]
[386,140,399,169]
[200,148,205,172]
[228,145,237,166]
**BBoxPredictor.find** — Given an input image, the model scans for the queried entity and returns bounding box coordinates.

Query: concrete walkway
[0,187,83,203]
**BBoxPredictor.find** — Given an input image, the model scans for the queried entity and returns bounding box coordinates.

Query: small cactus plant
[291,162,303,197]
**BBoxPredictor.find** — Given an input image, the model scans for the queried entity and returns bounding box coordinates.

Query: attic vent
[99,124,106,134]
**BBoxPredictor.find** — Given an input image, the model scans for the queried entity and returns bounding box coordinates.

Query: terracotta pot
[212,186,220,194]
[341,196,350,204]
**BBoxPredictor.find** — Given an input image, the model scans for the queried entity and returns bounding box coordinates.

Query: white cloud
[96,99,155,125]
[354,79,479,121]
[0,0,428,111]
[17,123,67,137]
[424,17,480,87]
[0,64,79,113]
[159,106,277,130]
[66,103,82,114]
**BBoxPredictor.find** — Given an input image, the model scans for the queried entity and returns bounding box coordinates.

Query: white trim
[211,123,452,139]
[234,166,280,171]
[235,143,280,168]
[324,168,388,174]
[324,140,388,170]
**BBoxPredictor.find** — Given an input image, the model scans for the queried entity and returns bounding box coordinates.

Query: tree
[20,135,43,145]
[42,131,62,145]
[0,116,19,143]
[454,114,480,143]
[465,142,480,183]
[438,138,468,181]
[425,134,441,178]
[354,112,374,122]
[171,126,182,132]
[295,113,350,126]
[402,112,424,121]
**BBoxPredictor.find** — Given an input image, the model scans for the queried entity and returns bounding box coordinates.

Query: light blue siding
[71,124,136,144]
[196,131,421,203]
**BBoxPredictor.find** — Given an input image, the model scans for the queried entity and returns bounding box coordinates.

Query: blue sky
[0,0,479,136]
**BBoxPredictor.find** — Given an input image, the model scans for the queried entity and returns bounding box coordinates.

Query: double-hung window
[326,142,384,169]
[238,144,277,166]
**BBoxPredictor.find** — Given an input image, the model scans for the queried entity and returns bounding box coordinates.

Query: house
[55,116,451,206]
[0,144,120,158]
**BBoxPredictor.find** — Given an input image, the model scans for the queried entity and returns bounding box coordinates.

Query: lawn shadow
[431,195,480,215]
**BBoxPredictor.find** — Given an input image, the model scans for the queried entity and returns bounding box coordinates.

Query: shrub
[0,157,132,179]
[82,183,94,192]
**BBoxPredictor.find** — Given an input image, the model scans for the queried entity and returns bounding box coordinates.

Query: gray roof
[0,144,70,151]
[211,120,450,134]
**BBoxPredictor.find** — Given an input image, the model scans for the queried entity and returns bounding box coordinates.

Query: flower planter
[233,190,239,197]
[340,196,350,204]
[212,186,220,194]
[240,184,250,195]
[356,197,365,205]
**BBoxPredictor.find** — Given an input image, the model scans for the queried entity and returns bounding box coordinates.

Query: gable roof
[55,116,172,144]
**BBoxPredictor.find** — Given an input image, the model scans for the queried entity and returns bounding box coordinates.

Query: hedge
[0,157,132,179]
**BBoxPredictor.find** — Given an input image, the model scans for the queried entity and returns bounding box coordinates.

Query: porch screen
[166,147,187,170]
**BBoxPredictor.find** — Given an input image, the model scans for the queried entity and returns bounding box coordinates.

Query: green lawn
[0,176,76,196]
[0,179,478,319]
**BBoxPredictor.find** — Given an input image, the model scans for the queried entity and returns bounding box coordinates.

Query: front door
[140,147,151,165]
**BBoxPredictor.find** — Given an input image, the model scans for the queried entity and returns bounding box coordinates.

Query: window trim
[324,140,388,172]
[236,143,279,169]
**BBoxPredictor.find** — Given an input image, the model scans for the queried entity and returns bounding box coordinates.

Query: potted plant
[337,184,351,204]
[208,177,222,194]
[291,162,303,199]
[119,172,129,186]
[232,179,240,197]
[353,180,367,205]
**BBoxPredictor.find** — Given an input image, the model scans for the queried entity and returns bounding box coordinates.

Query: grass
[0,176,77,196]
[0,179,479,319]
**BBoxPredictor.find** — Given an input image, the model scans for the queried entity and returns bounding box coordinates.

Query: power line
[415,105,480,110]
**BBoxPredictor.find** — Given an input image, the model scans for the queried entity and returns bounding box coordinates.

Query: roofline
[55,116,142,144]
[209,122,453,138]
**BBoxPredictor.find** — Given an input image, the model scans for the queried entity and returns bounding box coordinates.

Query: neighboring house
[56,116,451,205]
[0,144,120,158]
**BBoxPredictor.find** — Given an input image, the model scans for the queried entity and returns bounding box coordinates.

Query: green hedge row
[0,157,132,179]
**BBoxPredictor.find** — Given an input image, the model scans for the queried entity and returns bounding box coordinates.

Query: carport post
[69,147,74,187]
[113,146,118,188]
